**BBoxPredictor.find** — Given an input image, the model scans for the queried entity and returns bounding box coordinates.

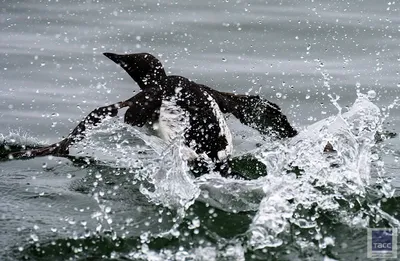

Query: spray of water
[247,94,387,249]
[1,93,398,259]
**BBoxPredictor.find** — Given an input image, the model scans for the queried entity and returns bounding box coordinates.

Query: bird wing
[123,88,162,126]
[197,84,297,138]
[3,88,163,160]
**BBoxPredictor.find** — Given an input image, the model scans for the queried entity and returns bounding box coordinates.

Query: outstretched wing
[2,103,122,160]
[198,84,297,138]
[123,88,162,126]
[2,88,163,160]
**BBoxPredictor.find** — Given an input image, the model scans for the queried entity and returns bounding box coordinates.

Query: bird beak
[103,52,121,64]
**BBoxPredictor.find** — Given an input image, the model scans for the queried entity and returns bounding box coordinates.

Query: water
[1,0,400,260]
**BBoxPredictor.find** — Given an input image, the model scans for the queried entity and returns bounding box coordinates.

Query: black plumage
[103,52,297,139]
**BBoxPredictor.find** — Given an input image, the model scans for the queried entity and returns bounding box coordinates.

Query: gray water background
[0,0,399,260]
[1,0,399,140]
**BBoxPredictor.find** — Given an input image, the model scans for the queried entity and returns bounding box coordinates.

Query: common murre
[4,52,298,178]
[103,53,234,164]
[114,73,234,174]
[103,52,297,139]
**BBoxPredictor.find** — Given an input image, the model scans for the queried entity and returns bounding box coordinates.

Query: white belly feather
[157,98,187,143]
[155,93,233,161]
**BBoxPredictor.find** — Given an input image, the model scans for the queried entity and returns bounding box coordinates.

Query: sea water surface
[1,0,400,260]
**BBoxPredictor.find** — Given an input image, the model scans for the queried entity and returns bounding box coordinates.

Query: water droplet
[367,90,376,99]
[191,218,200,228]
[30,234,39,242]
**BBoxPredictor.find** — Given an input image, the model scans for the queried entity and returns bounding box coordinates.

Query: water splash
[247,94,385,249]
[76,119,200,210]
[140,141,201,210]
[1,94,397,259]
[0,129,46,148]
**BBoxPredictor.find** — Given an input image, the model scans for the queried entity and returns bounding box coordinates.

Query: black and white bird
[102,52,297,177]
[103,53,233,175]
[3,52,297,179]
